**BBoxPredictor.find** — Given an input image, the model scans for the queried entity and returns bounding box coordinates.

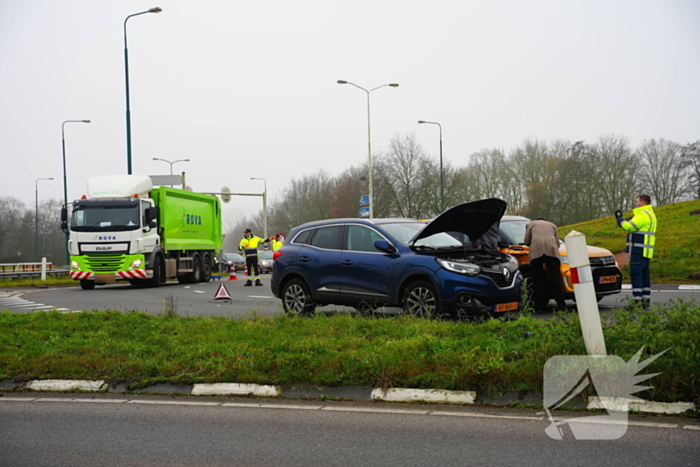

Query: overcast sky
[2,0,699,224]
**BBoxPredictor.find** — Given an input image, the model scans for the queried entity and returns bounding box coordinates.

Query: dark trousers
[629,255,651,303]
[245,256,260,280]
[530,255,566,312]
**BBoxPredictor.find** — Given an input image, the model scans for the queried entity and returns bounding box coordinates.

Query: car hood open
[412,198,507,245]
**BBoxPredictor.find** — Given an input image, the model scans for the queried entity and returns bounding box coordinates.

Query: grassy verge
[0,276,75,288]
[1,299,698,403]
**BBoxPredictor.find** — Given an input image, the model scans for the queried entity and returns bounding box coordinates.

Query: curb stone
[4,379,696,415]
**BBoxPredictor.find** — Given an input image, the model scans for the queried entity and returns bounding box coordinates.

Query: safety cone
[244,264,249,276]
[228,266,238,281]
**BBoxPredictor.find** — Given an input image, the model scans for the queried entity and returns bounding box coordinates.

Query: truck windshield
[71,205,141,232]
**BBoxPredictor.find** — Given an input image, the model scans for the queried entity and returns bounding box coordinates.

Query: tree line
[227,135,699,250]
[2,135,698,261]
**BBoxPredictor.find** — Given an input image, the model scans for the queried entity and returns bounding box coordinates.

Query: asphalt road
[0,279,698,318]
[1,394,698,467]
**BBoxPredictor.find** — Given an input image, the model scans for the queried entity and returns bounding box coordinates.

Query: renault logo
[503,268,511,281]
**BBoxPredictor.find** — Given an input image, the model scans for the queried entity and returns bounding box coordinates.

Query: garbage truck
[62,175,223,290]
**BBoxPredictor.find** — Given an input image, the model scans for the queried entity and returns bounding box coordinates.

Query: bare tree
[680,141,700,199]
[589,134,638,214]
[636,138,687,205]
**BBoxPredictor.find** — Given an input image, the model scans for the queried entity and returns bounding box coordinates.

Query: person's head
[244,228,252,237]
[636,195,651,207]
[276,234,285,242]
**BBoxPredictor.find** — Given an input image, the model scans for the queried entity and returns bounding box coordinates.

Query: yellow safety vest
[620,204,657,259]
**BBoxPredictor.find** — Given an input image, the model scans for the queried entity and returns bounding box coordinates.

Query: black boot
[244,280,252,287]
[255,279,263,286]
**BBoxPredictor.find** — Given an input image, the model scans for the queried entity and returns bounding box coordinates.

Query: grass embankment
[560,199,700,284]
[2,300,698,403]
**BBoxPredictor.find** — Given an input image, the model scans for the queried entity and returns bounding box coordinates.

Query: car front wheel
[281,279,315,315]
[403,280,439,318]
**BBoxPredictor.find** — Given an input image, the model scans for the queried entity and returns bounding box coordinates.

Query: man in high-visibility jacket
[616,194,657,308]
[238,228,269,286]
[270,234,285,252]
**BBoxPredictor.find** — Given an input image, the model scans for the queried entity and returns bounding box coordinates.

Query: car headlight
[437,258,481,276]
[71,261,80,270]
[129,259,143,269]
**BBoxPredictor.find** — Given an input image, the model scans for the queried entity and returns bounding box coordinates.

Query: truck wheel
[192,254,202,282]
[200,253,212,282]
[80,280,95,290]
[148,255,162,287]
[281,279,316,315]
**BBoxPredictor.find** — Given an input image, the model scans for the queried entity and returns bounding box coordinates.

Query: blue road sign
[359,195,369,206]
[359,206,370,217]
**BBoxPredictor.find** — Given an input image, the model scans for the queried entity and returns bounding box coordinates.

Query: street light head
[418,120,426,124]
[49,178,54,180]
[183,159,190,162]
[337,80,348,84]
[389,83,399,87]
[149,7,162,13]
[82,120,91,123]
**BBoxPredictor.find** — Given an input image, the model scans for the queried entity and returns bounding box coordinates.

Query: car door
[339,224,395,306]
[298,225,343,303]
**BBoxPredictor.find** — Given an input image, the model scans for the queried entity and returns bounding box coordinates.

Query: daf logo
[503,268,511,281]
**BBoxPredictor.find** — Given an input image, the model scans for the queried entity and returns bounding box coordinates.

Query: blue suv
[271,199,522,318]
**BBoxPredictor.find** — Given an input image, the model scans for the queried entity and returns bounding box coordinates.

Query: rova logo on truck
[186,214,202,225]
[93,235,117,241]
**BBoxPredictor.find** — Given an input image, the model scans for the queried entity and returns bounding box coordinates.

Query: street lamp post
[124,6,162,175]
[251,178,268,239]
[337,80,399,218]
[62,119,90,265]
[35,178,54,262]
[418,120,444,213]
[153,157,189,175]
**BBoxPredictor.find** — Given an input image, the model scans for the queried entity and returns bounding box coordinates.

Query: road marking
[249,295,274,299]
[0,297,81,314]
[1,396,698,432]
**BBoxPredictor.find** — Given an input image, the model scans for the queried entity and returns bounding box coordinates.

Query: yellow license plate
[599,275,617,284]
[495,302,518,312]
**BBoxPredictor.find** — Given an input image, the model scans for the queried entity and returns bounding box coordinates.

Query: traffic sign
[359,195,369,206]
[359,207,370,217]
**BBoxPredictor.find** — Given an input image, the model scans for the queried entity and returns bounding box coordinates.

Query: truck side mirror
[144,206,159,231]
[61,206,67,222]
[60,221,67,232]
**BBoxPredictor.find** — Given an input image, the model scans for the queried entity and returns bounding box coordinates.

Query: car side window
[309,225,343,250]
[346,225,383,253]
[293,229,313,244]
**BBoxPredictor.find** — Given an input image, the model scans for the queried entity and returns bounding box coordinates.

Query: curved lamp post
[62,119,90,265]
[251,177,268,239]
[337,80,399,218]
[124,6,162,175]
[153,158,189,187]
[35,178,54,262]
[418,120,444,213]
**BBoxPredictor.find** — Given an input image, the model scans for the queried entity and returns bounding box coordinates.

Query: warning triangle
[214,283,232,300]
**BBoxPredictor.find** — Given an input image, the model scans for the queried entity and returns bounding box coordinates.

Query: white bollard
[41,257,47,281]
[564,230,607,356]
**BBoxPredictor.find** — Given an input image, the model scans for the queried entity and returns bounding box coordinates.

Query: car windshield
[500,220,528,244]
[381,221,462,248]
[259,251,273,259]
[224,253,244,261]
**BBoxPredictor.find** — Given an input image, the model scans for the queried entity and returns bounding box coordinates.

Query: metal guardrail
[0,263,68,280]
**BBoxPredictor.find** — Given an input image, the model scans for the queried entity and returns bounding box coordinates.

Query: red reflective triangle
[214,283,232,300]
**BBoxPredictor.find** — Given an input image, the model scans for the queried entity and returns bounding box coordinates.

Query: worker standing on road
[270,234,285,252]
[616,194,657,308]
[524,218,567,313]
[238,228,269,286]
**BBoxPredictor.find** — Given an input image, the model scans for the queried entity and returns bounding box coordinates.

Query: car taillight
[273,251,283,260]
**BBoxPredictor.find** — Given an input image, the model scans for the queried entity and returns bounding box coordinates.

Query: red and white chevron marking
[70,271,94,280]
[117,269,147,279]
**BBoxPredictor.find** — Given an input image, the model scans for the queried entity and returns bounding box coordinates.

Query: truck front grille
[84,255,127,272]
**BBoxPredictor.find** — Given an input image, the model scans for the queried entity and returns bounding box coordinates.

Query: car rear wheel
[403,280,439,318]
[281,279,315,315]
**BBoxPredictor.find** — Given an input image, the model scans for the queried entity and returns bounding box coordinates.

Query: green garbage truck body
[67,175,223,290]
